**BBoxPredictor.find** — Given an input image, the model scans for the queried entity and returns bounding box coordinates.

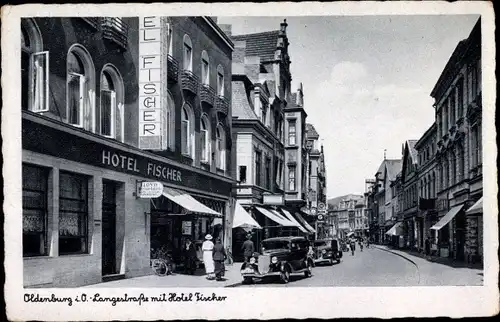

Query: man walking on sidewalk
[241,234,255,262]
[424,236,431,260]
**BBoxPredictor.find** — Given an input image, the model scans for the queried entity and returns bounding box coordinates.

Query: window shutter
[31,51,50,113]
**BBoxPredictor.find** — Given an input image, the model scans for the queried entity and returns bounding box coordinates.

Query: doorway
[102,180,117,276]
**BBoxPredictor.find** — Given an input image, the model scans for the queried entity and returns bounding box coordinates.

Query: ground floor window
[23,164,49,257]
[59,171,89,255]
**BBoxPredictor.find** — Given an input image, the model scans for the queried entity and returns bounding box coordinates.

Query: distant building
[328,194,365,239]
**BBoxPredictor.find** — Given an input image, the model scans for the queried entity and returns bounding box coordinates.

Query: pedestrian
[182,238,197,275]
[349,239,356,256]
[212,238,227,281]
[202,234,215,280]
[359,239,364,252]
[241,233,255,262]
[424,236,431,260]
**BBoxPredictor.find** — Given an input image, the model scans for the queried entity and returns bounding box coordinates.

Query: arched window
[67,45,95,131]
[217,65,224,97]
[201,50,210,85]
[200,115,211,163]
[100,65,124,141]
[166,92,175,150]
[181,104,194,157]
[183,35,193,71]
[215,124,226,170]
[432,172,436,197]
[21,19,48,112]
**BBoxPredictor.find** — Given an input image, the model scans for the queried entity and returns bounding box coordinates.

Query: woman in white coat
[202,234,215,279]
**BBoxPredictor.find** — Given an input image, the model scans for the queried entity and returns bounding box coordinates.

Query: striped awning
[431,205,464,230]
[162,187,222,217]
[255,207,296,227]
[294,212,316,234]
[279,209,308,233]
[466,197,483,215]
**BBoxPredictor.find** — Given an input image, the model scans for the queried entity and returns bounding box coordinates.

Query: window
[100,66,124,141]
[255,150,262,186]
[201,50,210,85]
[239,165,247,183]
[468,63,478,102]
[67,45,95,131]
[450,92,456,125]
[23,164,49,257]
[21,19,48,112]
[216,125,226,170]
[471,124,482,168]
[181,105,193,157]
[457,78,464,119]
[288,120,296,145]
[166,92,175,150]
[183,35,193,71]
[451,153,457,185]
[458,147,465,181]
[265,157,271,190]
[288,166,296,191]
[217,65,224,97]
[200,115,210,163]
[59,172,88,255]
[261,103,267,126]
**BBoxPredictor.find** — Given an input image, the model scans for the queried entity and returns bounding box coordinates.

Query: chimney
[244,56,261,83]
[296,83,304,106]
[233,40,246,64]
[218,24,232,37]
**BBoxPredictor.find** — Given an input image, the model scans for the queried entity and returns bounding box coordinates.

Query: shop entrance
[455,212,466,261]
[102,180,117,276]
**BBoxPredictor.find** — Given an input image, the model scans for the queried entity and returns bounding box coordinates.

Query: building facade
[400,140,420,250]
[21,16,235,287]
[328,195,364,239]
[414,124,438,251]
[431,18,482,263]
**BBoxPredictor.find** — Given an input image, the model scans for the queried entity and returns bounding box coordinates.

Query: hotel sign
[138,16,166,150]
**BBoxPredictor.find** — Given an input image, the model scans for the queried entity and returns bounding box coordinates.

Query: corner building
[21,16,235,287]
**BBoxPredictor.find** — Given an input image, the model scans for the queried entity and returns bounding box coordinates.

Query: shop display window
[22,164,49,257]
[59,171,89,255]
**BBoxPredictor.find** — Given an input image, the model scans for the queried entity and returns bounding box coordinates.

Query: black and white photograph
[2,1,498,320]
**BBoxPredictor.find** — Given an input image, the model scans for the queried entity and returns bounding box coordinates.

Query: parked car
[312,238,343,265]
[240,236,314,284]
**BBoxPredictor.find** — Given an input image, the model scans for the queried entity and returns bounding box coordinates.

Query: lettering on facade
[101,150,182,183]
[139,16,165,150]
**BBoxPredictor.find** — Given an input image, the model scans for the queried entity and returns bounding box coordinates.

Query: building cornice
[203,16,234,50]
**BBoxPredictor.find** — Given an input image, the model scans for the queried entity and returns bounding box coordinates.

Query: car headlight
[322,249,327,254]
[271,256,278,264]
[249,257,256,264]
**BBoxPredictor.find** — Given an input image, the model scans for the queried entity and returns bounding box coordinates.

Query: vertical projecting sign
[139,17,165,150]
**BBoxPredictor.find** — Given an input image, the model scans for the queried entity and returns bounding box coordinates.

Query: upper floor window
[255,150,262,186]
[21,19,48,113]
[181,104,194,157]
[288,165,296,191]
[67,45,95,131]
[165,92,175,150]
[183,35,193,71]
[201,50,210,85]
[216,125,226,170]
[288,120,296,145]
[239,165,247,183]
[200,115,211,163]
[261,102,267,126]
[100,66,124,141]
[217,65,224,97]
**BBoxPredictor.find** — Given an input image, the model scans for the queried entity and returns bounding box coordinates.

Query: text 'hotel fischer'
[21,16,326,287]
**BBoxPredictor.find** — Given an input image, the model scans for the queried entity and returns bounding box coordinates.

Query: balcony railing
[167,55,179,84]
[216,95,229,115]
[200,84,216,106]
[102,17,129,50]
[181,70,199,95]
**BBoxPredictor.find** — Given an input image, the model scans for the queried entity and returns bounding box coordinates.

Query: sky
[218,15,480,199]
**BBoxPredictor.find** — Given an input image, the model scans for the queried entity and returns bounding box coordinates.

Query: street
[229,246,483,287]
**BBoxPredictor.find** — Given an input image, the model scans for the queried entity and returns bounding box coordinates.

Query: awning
[346,232,355,237]
[162,187,222,217]
[280,209,308,233]
[232,201,262,230]
[466,197,483,215]
[255,207,296,227]
[294,212,316,234]
[430,205,464,230]
[385,222,403,236]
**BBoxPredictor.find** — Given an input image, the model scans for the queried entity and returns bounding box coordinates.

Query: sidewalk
[373,245,483,286]
[83,263,243,288]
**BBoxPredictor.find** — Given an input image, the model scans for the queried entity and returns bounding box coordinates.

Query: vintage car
[312,238,342,265]
[240,236,314,284]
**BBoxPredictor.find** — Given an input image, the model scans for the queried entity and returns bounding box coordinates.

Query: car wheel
[304,260,313,278]
[329,258,334,266]
[280,268,290,284]
[242,277,253,285]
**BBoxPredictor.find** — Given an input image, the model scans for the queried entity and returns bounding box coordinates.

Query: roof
[407,140,418,164]
[231,30,280,62]
[306,123,319,138]
[328,194,364,209]
[385,159,403,182]
[231,76,259,120]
